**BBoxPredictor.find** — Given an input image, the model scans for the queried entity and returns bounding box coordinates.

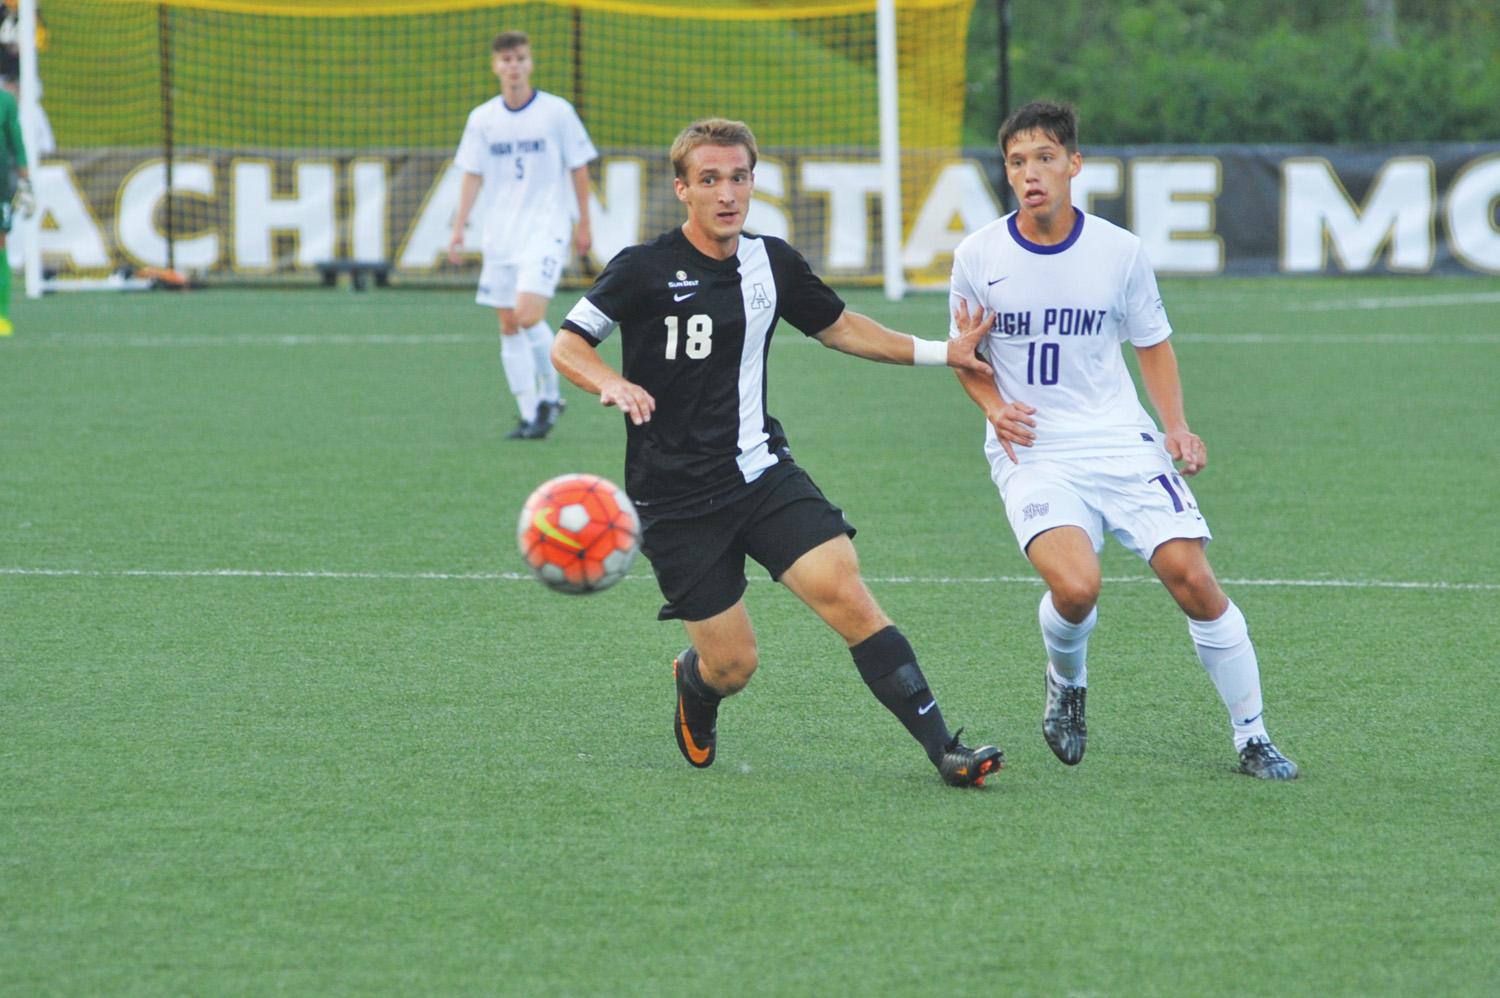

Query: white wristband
[911,335,948,367]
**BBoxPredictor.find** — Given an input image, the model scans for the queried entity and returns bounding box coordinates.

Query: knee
[513,302,545,329]
[1162,563,1225,619]
[498,310,521,336]
[700,647,758,695]
[821,575,892,644]
[1050,576,1100,621]
[1182,581,1228,621]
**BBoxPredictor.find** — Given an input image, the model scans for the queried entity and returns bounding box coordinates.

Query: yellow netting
[39,0,975,281]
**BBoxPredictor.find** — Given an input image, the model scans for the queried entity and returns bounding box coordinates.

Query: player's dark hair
[670,118,759,179]
[492,30,530,53]
[998,100,1079,156]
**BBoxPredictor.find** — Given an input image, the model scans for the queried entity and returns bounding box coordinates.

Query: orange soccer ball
[516,473,640,595]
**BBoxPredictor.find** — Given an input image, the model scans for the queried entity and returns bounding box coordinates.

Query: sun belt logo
[668,268,700,291]
[1023,502,1050,522]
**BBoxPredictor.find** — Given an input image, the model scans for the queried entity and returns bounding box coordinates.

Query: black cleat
[506,418,546,440]
[674,648,718,769]
[1042,668,1087,765]
[1238,737,1299,780]
[534,399,565,434]
[938,728,1004,787]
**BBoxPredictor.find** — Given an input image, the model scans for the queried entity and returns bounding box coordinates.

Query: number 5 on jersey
[664,314,713,360]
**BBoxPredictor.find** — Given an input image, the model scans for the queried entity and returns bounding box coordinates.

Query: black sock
[850,625,952,765]
[679,648,723,704]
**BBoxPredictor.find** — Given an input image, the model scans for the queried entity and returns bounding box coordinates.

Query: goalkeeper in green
[0,84,29,336]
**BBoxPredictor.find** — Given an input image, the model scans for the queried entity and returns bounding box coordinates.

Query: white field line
[2,566,1495,592]
[7,289,1499,349]
[9,328,1499,349]
[1172,290,1500,312]
[7,332,489,348]
[1170,331,1500,345]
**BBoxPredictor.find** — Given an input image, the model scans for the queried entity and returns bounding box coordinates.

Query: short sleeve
[947,243,981,340]
[1122,244,1172,347]
[454,110,485,175]
[767,239,845,336]
[559,102,598,171]
[561,247,638,345]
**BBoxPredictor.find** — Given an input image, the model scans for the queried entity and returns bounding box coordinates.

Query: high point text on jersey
[991,308,1108,338]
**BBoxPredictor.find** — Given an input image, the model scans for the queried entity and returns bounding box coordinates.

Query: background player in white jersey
[948,101,1298,780]
[554,118,1005,787]
[447,30,596,440]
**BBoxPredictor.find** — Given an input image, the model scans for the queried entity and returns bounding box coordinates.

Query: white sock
[1039,591,1095,686]
[524,321,560,403]
[500,332,539,422]
[1187,600,1268,751]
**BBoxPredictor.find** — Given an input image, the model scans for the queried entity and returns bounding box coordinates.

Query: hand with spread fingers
[948,299,994,377]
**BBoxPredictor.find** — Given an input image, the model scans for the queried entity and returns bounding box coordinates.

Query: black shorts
[639,462,856,622]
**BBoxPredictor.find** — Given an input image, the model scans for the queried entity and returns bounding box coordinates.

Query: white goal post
[17,0,42,299]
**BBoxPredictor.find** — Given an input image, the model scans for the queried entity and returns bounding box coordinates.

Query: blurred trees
[964,0,1500,145]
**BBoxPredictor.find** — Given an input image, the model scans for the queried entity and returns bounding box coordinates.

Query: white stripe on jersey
[734,238,780,483]
[563,296,615,342]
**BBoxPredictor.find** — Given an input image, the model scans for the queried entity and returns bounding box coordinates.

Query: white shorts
[475,229,569,309]
[991,446,1212,561]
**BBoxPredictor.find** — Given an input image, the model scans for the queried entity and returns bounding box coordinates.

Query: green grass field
[3,277,1499,994]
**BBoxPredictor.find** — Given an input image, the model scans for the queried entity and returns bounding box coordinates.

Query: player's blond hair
[670,118,759,179]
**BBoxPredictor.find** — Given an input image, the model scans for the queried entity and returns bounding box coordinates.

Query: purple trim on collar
[1007,210,1085,255]
[503,90,539,113]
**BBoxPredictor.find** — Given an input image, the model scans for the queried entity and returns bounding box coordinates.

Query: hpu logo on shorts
[749,283,771,310]
[1023,502,1050,521]
[668,268,700,290]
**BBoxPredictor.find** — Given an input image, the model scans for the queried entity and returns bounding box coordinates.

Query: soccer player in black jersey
[555,118,1004,787]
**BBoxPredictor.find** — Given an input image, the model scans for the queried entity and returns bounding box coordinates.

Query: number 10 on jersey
[664,314,713,360]
[1027,341,1059,385]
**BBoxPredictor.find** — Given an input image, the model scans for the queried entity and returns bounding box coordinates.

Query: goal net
[32,0,976,292]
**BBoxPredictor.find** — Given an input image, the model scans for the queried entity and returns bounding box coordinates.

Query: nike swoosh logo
[673,292,696,301]
[678,696,711,764]
[1238,711,1264,726]
[531,506,582,550]
[918,700,937,715]
[987,276,1008,286]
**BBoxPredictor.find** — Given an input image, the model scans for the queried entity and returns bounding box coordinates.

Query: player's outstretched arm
[1135,340,1205,475]
[552,328,656,425]
[813,309,992,376]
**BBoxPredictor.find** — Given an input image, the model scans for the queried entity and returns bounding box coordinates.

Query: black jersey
[562,228,845,516]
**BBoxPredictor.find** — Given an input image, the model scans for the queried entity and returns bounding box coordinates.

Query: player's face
[675,143,755,256]
[1004,129,1082,223]
[491,45,533,91]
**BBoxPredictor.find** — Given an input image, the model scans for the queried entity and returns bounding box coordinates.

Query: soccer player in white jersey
[447,30,597,440]
[948,101,1298,779]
